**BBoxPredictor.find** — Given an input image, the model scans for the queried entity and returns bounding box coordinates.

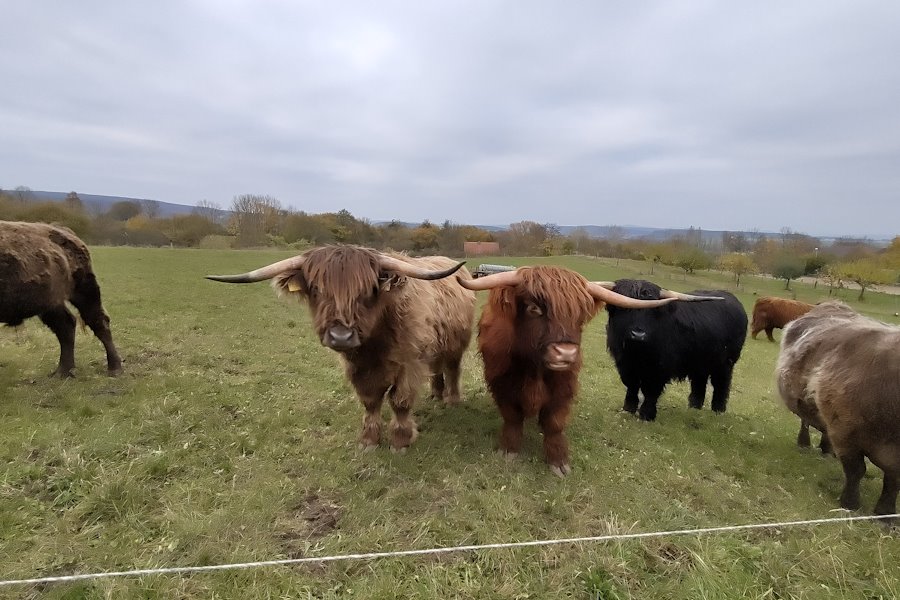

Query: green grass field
[2,248,899,599]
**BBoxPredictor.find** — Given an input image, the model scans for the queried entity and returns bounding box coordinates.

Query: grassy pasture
[1,247,899,599]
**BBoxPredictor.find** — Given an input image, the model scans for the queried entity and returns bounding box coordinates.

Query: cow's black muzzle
[324,325,361,350]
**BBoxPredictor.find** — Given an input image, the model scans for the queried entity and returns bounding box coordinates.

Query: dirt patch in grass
[276,493,342,559]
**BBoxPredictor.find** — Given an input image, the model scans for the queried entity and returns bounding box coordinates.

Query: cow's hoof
[51,368,74,379]
[498,449,518,462]
[358,441,379,452]
[839,497,861,511]
[443,394,462,406]
[550,463,571,478]
[390,445,408,455]
[108,367,124,377]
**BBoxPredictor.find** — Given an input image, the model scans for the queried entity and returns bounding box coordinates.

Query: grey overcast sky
[2,1,898,237]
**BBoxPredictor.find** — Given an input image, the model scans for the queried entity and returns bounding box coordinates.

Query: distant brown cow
[207,245,475,451]
[750,296,815,342]
[776,301,900,518]
[0,221,122,377]
[458,266,689,477]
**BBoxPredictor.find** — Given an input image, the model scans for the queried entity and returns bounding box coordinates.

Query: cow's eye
[526,303,543,317]
[640,289,653,299]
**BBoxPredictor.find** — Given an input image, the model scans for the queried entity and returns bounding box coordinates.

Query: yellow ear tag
[287,278,303,292]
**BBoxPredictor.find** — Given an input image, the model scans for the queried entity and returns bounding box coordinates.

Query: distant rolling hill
[26,190,207,218]
[19,190,889,243]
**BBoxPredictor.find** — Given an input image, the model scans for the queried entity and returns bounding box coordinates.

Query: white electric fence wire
[1,512,895,587]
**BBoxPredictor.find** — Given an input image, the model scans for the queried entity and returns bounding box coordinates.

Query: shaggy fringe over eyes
[274,246,381,312]
[517,266,597,324]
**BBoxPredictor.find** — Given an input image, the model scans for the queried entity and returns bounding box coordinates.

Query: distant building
[464,241,500,256]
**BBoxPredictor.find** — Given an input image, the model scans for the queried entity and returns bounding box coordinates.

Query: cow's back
[682,290,747,356]
[753,297,814,330]
[392,254,476,360]
[0,221,81,325]
[810,321,900,458]
[776,303,864,423]
[661,291,747,376]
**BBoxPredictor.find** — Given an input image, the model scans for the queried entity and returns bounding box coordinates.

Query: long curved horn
[593,281,615,289]
[206,255,307,283]
[659,289,724,301]
[378,255,467,280]
[587,283,677,308]
[455,269,522,291]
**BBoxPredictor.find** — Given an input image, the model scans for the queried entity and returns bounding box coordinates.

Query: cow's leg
[441,355,464,406]
[765,327,775,342]
[39,306,77,378]
[818,431,833,455]
[837,450,866,511]
[623,385,641,414]
[429,370,445,402]
[638,380,665,422]
[709,365,733,413]
[750,327,760,340]
[619,370,641,414]
[355,382,390,451]
[797,420,811,447]
[539,402,572,477]
[387,381,419,452]
[688,372,708,409]
[874,470,899,519]
[495,401,524,460]
[71,273,122,375]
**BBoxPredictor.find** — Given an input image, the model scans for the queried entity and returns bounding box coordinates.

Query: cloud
[1,1,898,237]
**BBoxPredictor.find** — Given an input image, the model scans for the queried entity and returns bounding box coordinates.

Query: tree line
[2,187,898,299]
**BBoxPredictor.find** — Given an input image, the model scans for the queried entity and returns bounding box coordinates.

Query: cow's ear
[273,270,308,297]
[379,273,406,292]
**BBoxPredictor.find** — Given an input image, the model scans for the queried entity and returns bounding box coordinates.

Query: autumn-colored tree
[718,253,758,287]
[410,221,439,252]
[883,236,900,269]
[837,258,893,300]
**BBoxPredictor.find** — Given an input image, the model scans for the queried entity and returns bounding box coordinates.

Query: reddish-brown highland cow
[0,221,122,377]
[458,266,697,477]
[207,245,475,451]
[750,296,815,342]
[777,301,900,519]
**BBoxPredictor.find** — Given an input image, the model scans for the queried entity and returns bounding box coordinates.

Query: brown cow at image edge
[0,221,122,377]
[777,301,900,519]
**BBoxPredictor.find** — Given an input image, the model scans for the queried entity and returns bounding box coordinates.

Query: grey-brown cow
[0,221,122,377]
[776,301,900,519]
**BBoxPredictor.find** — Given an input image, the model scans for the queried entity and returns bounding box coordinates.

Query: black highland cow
[604,279,747,421]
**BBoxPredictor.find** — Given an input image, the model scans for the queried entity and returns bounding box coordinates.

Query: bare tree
[229,194,283,247]
[13,185,33,203]
[142,199,161,219]
[193,199,224,223]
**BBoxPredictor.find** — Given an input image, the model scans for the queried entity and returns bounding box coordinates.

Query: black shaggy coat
[605,279,747,421]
